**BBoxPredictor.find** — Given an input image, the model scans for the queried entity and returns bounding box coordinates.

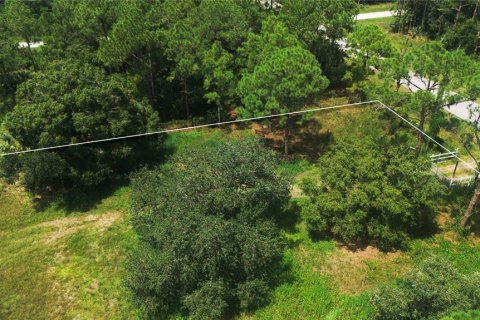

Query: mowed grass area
[356,13,427,51]
[1,101,480,319]
[359,2,394,14]
[357,16,395,30]
[0,182,140,320]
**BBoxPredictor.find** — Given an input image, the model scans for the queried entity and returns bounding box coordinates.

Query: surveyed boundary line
[0,100,373,156]
[376,100,479,174]
[1,99,478,175]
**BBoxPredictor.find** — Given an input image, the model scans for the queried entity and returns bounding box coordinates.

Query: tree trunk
[473,0,479,21]
[415,105,427,157]
[454,1,465,26]
[421,0,429,30]
[363,52,368,74]
[183,79,189,119]
[147,50,157,110]
[398,0,405,33]
[217,104,221,123]
[25,37,38,72]
[283,115,290,158]
[461,179,480,227]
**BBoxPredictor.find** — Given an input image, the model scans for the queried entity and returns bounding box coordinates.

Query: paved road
[356,11,480,123]
[399,72,480,122]
[356,11,394,21]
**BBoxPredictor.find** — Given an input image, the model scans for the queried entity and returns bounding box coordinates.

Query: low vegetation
[372,256,480,320]
[1,0,480,319]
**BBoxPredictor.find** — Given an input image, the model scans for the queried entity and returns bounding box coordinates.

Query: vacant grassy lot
[1,101,479,319]
[0,182,140,320]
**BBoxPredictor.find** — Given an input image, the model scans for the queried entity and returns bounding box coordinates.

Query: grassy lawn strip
[357,16,394,31]
[0,185,140,320]
[358,2,394,14]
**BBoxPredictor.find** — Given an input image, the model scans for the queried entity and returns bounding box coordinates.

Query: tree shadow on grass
[32,176,130,213]
[276,199,303,234]
[290,119,334,162]
[254,119,334,163]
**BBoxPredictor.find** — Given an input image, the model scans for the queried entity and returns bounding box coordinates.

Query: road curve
[355,10,479,122]
[356,11,394,21]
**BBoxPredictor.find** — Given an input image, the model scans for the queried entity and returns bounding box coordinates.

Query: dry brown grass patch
[322,245,409,294]
[38,211,122,244]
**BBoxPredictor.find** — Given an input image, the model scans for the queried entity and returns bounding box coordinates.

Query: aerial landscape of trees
[301,126,444,250]
[1,0,480,319]
[128,138,289,318]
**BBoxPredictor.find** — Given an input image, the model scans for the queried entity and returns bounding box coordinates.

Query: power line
[0,100,374,157]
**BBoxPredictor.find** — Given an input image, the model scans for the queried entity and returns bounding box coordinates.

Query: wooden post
[450,160,459,187]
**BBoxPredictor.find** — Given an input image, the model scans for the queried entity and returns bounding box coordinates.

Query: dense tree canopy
[1,60,160,189]
[393,0,480,55]
[0,0,362,191]
[128,138,290,319]
[372,256,480,320]
[280,0,358,81]
[3,0,480,318]
[237,46,329,156]
[348,24,394,73]
[301,122,444,250]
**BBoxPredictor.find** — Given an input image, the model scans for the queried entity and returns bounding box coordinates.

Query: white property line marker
[0,101,374,157]
[1,99,478,175]
[375,100,479,174]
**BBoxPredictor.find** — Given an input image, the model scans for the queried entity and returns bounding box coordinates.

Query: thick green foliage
[237,45,329,155]
[2,60,160,190]
[237,46,329,117]
[128,138,290,319]
[372,256,480,320]
[19,152,69,194]
[394,0,479,55]
[301,130,444,250]
[348,24,394,73]
[238,15,302,73]
[0,0,355,190]
[279,0,358,81]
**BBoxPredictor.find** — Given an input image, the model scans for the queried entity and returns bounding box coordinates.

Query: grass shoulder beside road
[359,2,394,14]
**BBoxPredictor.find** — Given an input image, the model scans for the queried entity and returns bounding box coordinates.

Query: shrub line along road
[354,10,480,123]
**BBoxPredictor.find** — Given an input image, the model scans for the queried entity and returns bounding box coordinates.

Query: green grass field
[359,2,394,14]
[1,100,479,319]
[0,182,140,320]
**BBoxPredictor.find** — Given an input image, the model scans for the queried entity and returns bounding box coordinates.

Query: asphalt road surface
[356,11,480,122]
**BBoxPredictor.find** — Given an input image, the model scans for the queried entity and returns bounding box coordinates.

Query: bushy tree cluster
[127,138,291,319]
[348,24,394,74]
[372,256,480,320]
[237,44,329,156]
[393,0,480,55]
[0,0,359,192]
[0,61,160,191]
[301,124,444,250]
